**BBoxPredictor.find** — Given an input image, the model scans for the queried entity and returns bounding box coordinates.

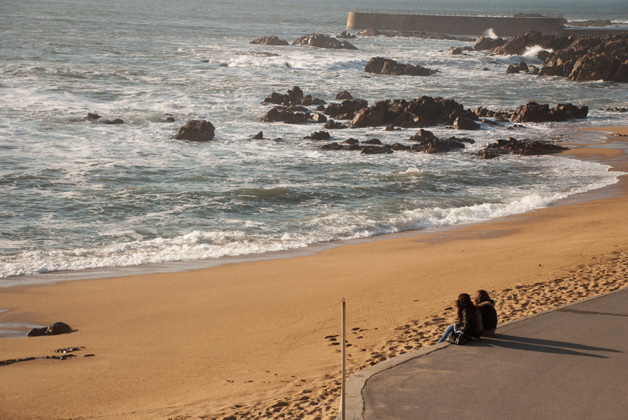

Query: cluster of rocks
[250,36,289,46]
[71,113,124,124]
[348,96,479,129]
[477,137,568,159]
[451,46,474,55]
[260,86,367,125]
[474,101,588,123]
[251,34,357,50]
[262,86,326,107]
[475,31,628,83]
[260,87,589,133]
[336,30,356,39]
[27,321,74,337]
[506,61,539,75]
[604,107,628,113]
[316,129,476,156]
[364,57,439,76]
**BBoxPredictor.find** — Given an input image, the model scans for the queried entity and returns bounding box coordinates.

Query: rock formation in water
[250,36,289,46]
[172,120,216,141]
[474,101,588,123]
[477,31,628,83]
[364,57,438,76]
[477,137,568,159]
[292,34,357,50]
[349,96,478,129]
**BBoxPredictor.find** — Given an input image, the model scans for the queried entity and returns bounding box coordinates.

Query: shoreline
[1,126,628,420]
[1,126,623,290]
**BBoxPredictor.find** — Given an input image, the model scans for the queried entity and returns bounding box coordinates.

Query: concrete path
[340,288,628,420]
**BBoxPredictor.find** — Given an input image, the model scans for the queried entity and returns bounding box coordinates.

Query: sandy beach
[1,126,628,420]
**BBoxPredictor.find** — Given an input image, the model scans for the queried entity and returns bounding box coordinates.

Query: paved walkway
[340,288,628,420]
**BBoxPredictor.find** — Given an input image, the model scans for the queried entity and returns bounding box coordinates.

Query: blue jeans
[438,324,456,343]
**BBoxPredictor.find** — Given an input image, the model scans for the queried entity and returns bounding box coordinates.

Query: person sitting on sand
[438,293,483,343]
[475,289,498,335]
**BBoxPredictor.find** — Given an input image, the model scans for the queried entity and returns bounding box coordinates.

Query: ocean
[1,0,628,285]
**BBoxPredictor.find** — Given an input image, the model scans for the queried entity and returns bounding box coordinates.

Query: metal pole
[341,297,346,420]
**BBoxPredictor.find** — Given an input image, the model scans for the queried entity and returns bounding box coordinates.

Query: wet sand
[1,127,627,420]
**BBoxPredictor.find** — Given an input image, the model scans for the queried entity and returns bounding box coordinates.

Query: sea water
[1,0,628,284]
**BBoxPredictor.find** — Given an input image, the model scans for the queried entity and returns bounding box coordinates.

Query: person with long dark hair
[438,293,483,344]
[475,289,498,335]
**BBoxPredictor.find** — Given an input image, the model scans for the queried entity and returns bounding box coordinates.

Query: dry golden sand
[1,127,628,420]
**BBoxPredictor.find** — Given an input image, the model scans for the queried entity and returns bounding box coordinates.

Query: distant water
[1,0,628,284]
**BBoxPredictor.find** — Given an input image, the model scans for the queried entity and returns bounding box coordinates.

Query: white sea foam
[483,28,499,39]
[523,45,552,60]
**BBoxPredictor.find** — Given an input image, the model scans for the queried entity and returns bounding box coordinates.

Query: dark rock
[27,327,48,337]
[506,64,520,74]
[320,139,361,151]
[251,131,264,140]
[391,143,411,151]
[409,129,436,141]
[510,101,588,123]
[312,113,328,123]
[321,142,344,150]
[102,118,124,125]
[263,86,325,107]
[335,90,353,100]
[569,53,615,81]
[357,28,381,37]
[453,117,480,130]
[477,137,568,159]
[492,31,546,55]
[261,107,310,124]
[490,32,628,83]
[172,120,216,141]
[473,36,506,51]
[519,61,529,72]
[349,96,478,129]
[363,138,382,145]
[537,50,551,61]
[47,322,73,335]
[361,145,393,155]
[251,36,289,46]
[81,113,124,124]
[28,322,74,337]
[324,99,368,119]
[411,136,470,154]
[337,30,356,39]
[450,47,463,55]
[323,120,348,130]
[305,130,331,140]
[162,114,175,123]
[292,33,357,50]
[364,57,438,76]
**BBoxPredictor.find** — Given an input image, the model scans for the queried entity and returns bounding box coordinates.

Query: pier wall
[346,12,564,37]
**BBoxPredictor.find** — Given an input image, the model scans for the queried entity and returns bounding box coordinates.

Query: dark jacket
[459,306,483,338]
[477,300,498,332]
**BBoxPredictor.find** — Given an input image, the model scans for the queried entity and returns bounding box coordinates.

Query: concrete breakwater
[346,10,564,37]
